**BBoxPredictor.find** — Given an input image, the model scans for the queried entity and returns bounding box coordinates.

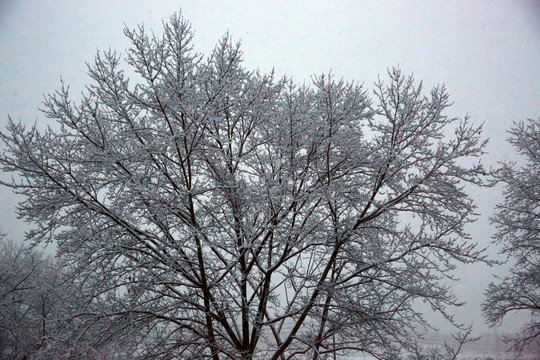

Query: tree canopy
[0,13,489,360]
[483,118,540,354]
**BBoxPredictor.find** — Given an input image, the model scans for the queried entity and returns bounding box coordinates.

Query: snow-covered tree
[0,237,45,358]
[0,236,137,360]
[483,118,540,354]
[0,238,72,359]
[0,13,489,359]
[407,326,478,360]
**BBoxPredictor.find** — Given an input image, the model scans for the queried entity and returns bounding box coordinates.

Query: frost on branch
[0,13,488,360]
[0,236,139,359]
[483,118,540,355]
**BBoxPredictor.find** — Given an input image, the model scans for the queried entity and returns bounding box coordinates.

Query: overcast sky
[1,0,539,336]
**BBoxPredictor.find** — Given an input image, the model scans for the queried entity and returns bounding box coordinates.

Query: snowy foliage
[0,13,489,360]
[483,118,540,354]
[0,237,138,359]
[0,238,51,359]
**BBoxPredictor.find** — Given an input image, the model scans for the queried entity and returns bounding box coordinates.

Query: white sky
[1,0,539,336]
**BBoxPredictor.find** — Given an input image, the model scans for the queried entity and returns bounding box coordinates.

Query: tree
[0,235,45,359]
[0,13,488,359]
[483,118,540,354]
[407,326,478,360]
[0,238,67,359]
[0,236,137,360]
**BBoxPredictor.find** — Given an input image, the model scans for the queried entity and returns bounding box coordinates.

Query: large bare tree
[483,118,540,354]
[0,13,488,360]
